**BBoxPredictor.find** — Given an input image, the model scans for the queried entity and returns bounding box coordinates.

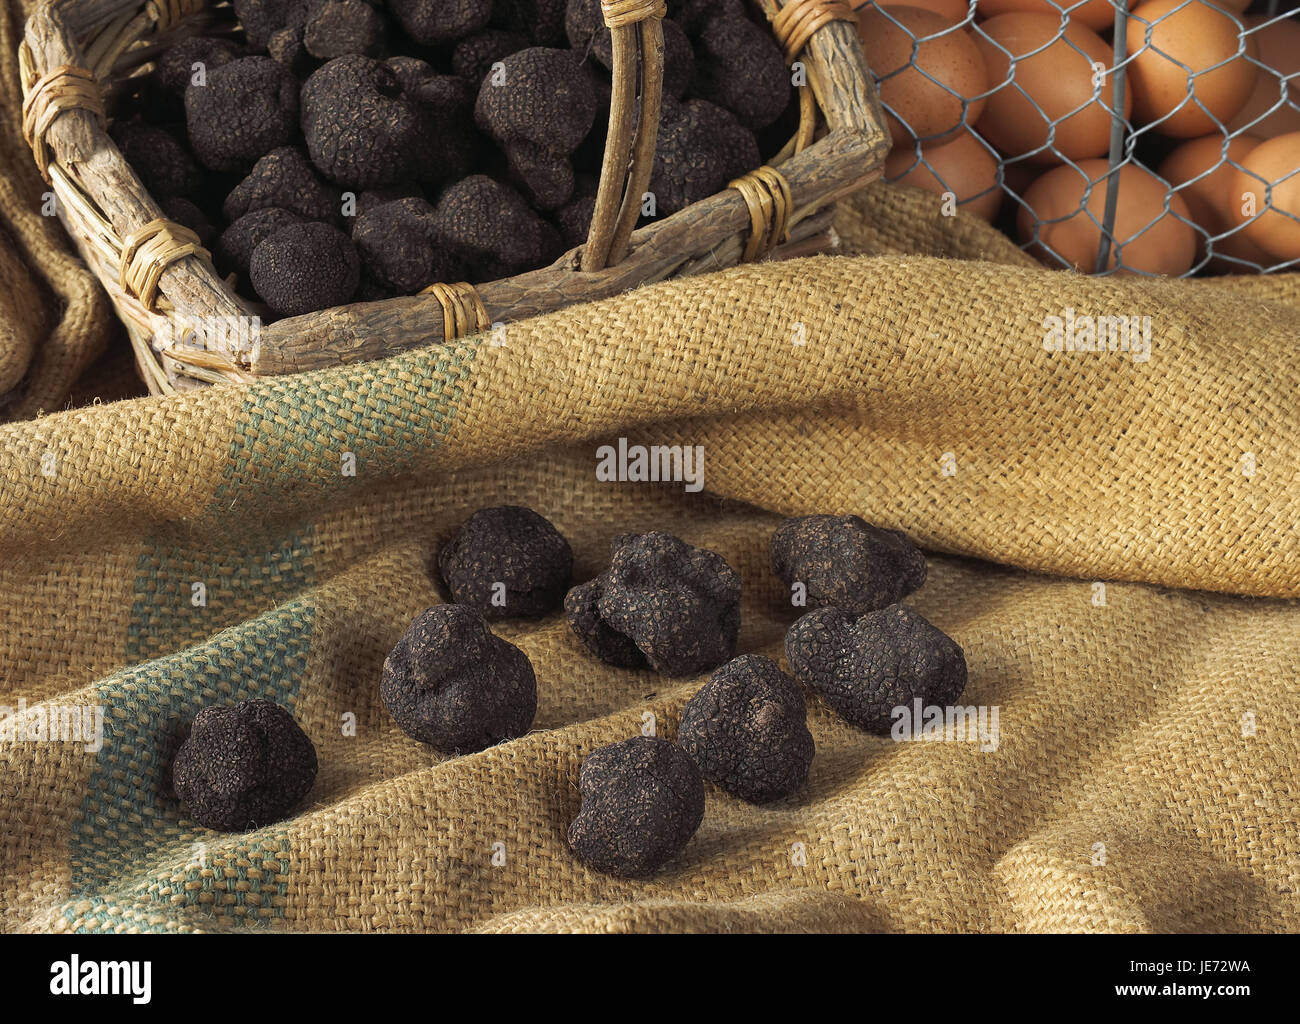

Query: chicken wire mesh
[858,0,1300,276]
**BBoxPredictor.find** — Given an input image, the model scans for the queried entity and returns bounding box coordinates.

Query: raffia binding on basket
[729,166,793,262]
[768,0,857,157]
[422,282,490,341]
[20,64,104,180]
[119,219,210,312]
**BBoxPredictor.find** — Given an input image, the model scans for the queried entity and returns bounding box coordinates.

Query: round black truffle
[233,0,309,51]
[249,221,360,315]
[223,145,343,224]
[111,120,205,199]
[771,514,928,616]
[784,604,968,734]
[184,56,300,173]
[437,506,574,619]
[430,174,561,280]
[380,604,538,754]
[158,36,243,95]
[493,0,567,46]
[678,654,814,804]
[692,13,790,130]
[387,0,492,45]
[217,206,305,278]
[353,196,455,293]
[304,0,389,59]
[452,29,530,83]
[171,698,317,832]
[568,736,705,878]
[649,97,759,215]
[564,531,742,678]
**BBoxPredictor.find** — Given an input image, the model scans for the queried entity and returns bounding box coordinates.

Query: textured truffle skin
[388,0,492,45]
[493,0,566,46]
[430,174,560,280]
[223,146,342,224]
[380,604,538,754]
[353,197,455,293]
[110,121,204,199]
[217,206,305,277]
[568,736,705,878]
[771,515,928,615]
[233,0,308,50]
[650,98,759,215]
[159,36,243,95]
[249,221,360,315]
[184,56,300,172]
[171,698,317,832]
[692,13,790,130]
[564,531,742,677]
[668,0,744,37]
[678,654,813,804]
[437,505,573,619]
[784,605,967,734]
[452,29,530,83]
[160,196,216,246]
[304,0,389,59]
[301,55,426,187]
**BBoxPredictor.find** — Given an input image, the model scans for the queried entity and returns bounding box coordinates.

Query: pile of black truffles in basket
[115,0,796,318]
[170,506,967,882]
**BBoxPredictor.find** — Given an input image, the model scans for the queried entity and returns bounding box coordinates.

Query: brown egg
[854,0,970,25]
[856,5,989,144]
[885,129,1003,220]
[1019,159,1196,275]
[1159,134,1269,270]
[1228,15,1300,140]
[974,14,1129,164]
[975,0,1114,32]
[1232,132,1300,261]
[1126,0,1258,138]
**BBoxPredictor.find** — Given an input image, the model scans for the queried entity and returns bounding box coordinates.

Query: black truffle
[430,174,561,280]
[171,698,317,832]
[452,30,530,84]
[771,514,928,616]
[110,120,205,199]
[568,736,705,878]
[474,47,596,210]
[301,55,427,188]
[184,56,300,172]
[784,604,968,734]
[380,604,538,754]
[158,36,243,95]
[160,196,216,247]
[668,0,744,38]
[692,13,790,130]
[223,145,343,224]
[233,0,308,50]
[553,188,595,248]
[564,531,742,677]
[437,505,573,619]
[493,0,566,46]
[249,220,360,315]
[649,97,759,215]
[216,206,305,278]
[386,58,482,186]
[352,182,426,222]
[267,22,313,76]
[678,654,813,804]
[387,0,492,45]
[304,0,389,59]
[353,197,456,293]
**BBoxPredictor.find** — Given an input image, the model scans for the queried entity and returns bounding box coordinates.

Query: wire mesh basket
[857,0,1300,275]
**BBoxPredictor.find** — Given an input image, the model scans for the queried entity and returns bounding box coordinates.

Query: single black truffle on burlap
[223,146,343,224]
[300,55,428,188]
[784,604,967,734]
[437,506,574,619]
[568,736,705,877]
[564,531,742,677]
[678,654,814,803]
[771,514,928,615]
[184,56,300,173]
[172,698,318,832]
[649,97,759,215]
[381,604,538,754]
[249,221,360,315]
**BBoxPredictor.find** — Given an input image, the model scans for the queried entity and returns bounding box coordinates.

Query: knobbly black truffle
[692,13,790,130]
[304,0,389,59]
[437,505,573,619]
[353,197,457,293]
[267,22,313,75]
[380,604,538,754]
[110,120,205,199]
[171,698,317,832]
[474,47,596,210]
[184,56,300,172]
[301,55,427,187]
[387,0,491,45]
[159,36,243,95]
[452,30,529,83]
[249,220,360,315]
[678,654,813,804]
[386,58,482,186]
[223,146,342,224]
[430,174,560,279]
[568,736,705,877]
[650,97,759,215]
[233,0,308,50]
[217,206,304,278]
[785,604,967,734]
[771,514,928,616]
[564,531,742,677]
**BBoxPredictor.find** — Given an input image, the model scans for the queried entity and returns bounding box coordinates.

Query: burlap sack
[1,0,1298,935]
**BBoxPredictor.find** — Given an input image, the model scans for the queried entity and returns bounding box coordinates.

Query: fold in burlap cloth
[1,1,1298,934]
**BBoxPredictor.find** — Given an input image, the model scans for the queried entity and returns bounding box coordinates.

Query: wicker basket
[19,0,889,393]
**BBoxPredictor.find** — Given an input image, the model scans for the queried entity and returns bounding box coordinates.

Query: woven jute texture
[1,1,1299,935]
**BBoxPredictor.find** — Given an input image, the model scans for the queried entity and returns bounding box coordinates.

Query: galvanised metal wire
[867,0,1299,276]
